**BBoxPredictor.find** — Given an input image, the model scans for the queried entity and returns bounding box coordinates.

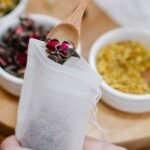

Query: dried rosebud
[58,41,75,57]
[58,49,68,57]
[30,33,40,39]
[20,17,34,30]
[21,34,30,44]
[60,41,74,50]
[0,56,8,67]
[15,26,23,34]
[46,39,79,64]
[46,39,59,51]
[0,16,52,77]
[15,53,27,66]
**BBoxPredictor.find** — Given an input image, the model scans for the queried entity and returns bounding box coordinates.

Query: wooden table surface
[0,0,150,149]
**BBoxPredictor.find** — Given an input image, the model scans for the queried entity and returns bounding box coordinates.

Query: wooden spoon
[47,0,90,48]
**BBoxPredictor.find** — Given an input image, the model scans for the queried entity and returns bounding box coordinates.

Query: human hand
[0,136,31,150]
[1,135,127,150]
[83,136,127,150]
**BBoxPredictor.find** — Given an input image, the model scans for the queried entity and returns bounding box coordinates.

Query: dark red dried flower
[15,53,27,66]
[45,39,79,64]
[0,17,52,78]
[46,39,59,51]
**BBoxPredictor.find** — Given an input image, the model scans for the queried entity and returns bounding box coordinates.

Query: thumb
[0,136,30,150]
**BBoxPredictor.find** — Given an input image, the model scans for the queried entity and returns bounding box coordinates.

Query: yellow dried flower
[0,0,19,16]
[96,41,150,94]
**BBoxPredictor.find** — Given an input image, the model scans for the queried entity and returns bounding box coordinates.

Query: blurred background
[0,0,150,150]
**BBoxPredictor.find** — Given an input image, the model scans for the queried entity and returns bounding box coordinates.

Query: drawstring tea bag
[16,38,103,150]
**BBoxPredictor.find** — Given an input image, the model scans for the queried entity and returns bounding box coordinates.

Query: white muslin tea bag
[16,39,102,150]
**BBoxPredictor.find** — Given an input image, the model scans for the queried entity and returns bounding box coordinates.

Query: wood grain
[0,0,150,149]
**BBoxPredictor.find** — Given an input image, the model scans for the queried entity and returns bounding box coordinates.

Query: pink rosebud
[60,41,70,50]
[46,39,59,50]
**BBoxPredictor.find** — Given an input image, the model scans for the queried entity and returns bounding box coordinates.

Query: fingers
[107,144,127,150]
[0,135,21,150]
[83,136,127,150]
[1,135,127,150]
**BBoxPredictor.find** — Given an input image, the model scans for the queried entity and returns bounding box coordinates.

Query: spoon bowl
[47,0,90,48]
[47,23,79,47]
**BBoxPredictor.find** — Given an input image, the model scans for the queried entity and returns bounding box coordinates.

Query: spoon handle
[64,0,90,31]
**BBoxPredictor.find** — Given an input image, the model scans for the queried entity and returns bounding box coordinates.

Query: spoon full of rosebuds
[45,0,90,64]
[46,39,79,64]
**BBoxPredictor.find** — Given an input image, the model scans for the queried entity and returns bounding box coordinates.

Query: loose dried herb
[0,0,20,17]
[0,17,52,78]
[96,41,150,94]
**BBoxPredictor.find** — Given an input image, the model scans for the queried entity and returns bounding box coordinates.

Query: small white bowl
[0,14,81,96]
[0,0,28,24]
[89,27,150,113]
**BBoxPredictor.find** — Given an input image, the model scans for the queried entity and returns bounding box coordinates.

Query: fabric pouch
[16,39,102,150]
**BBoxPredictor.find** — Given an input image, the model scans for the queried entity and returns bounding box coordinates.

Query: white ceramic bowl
[89,27,150,113]
[0,14,81,96]
[0,0,28,24]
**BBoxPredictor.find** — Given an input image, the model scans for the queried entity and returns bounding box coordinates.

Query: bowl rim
[89,27,150,101]
[0,13,81,85]
[0,0,28,22]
